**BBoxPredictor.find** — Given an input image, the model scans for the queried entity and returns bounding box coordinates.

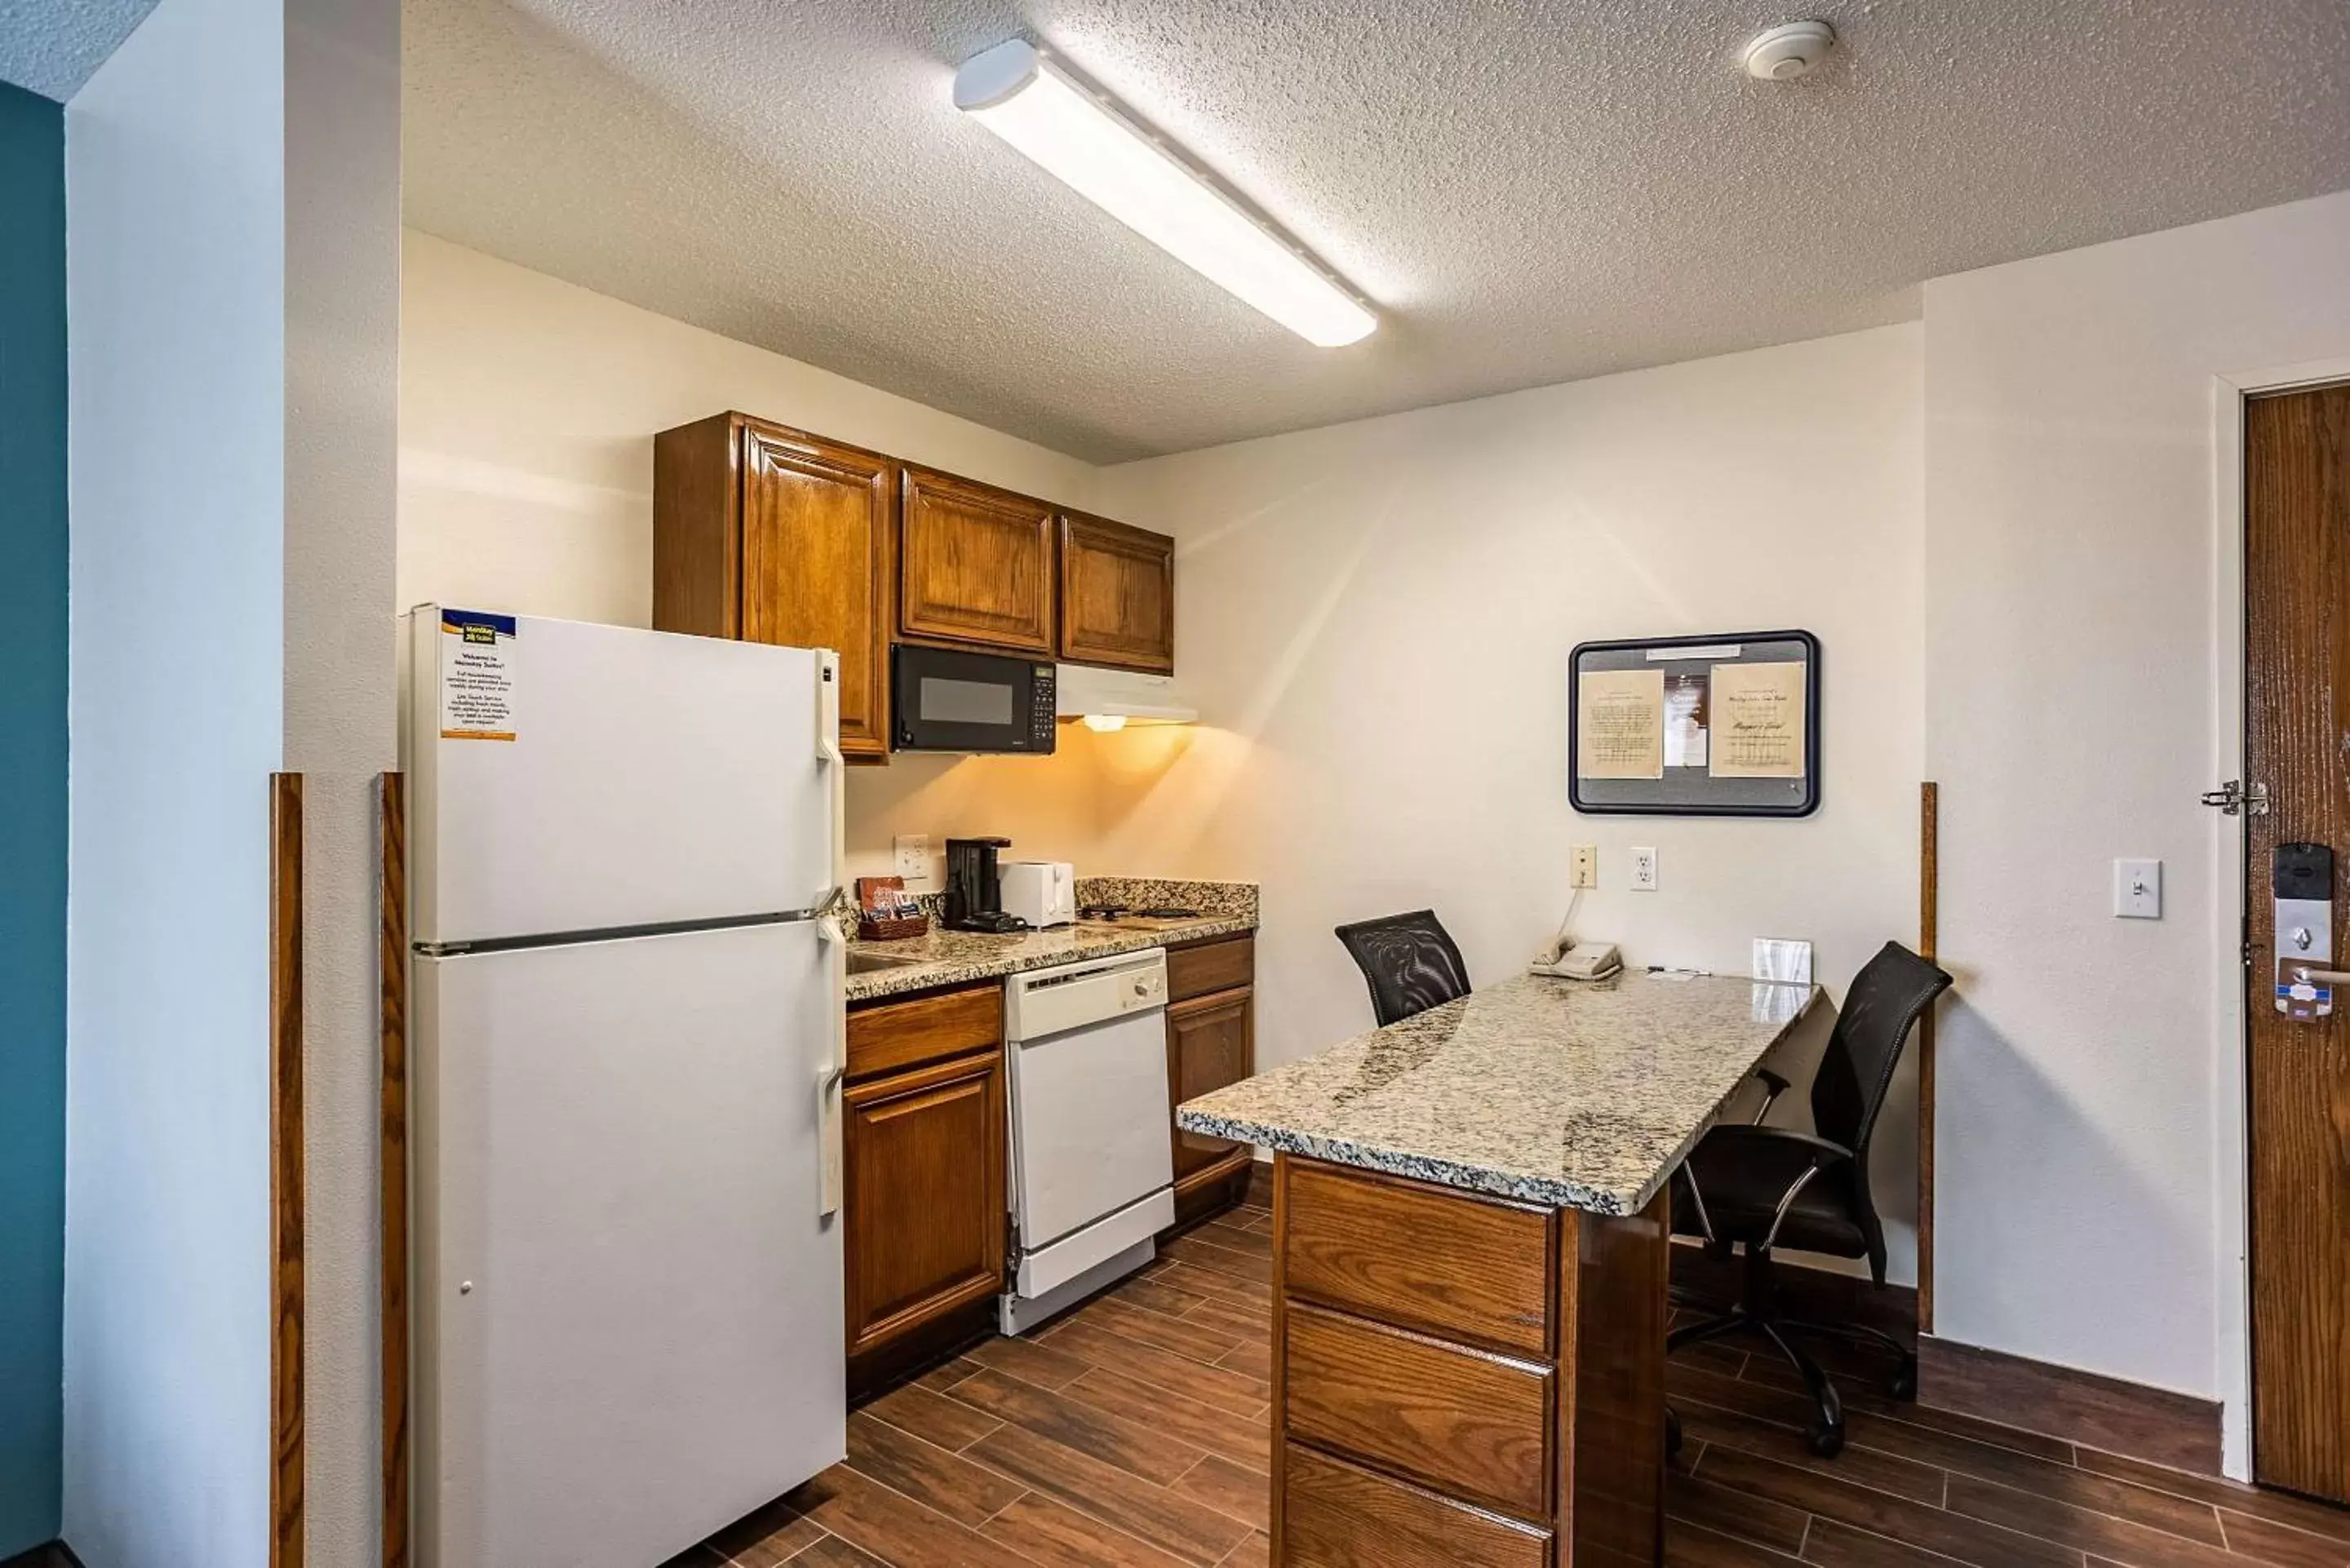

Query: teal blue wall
[0,78,68,1559]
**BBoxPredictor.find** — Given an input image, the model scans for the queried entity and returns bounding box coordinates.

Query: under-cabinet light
[953,39,1377,348]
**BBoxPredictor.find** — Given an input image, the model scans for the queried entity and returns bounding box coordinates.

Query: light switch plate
[1630,847,1659,892]
[893,834,932,888]
[1571,844,1598,889]
[2113,857,2162,919]
[1754,938,1814,986]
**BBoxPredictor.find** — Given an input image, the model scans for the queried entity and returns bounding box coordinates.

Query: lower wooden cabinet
[842,986,1006,1381]
[1165,936,1257,1228]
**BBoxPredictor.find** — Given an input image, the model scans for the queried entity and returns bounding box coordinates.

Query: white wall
[64,2,400,1563]
[282,0,401,1560]
[1096,325,1929,1281]
[1923,190,2350,1422]
[64,1,284,1560]
[397,232,1110,879]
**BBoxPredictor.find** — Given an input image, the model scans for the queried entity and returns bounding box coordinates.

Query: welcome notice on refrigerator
[440,609,520,742]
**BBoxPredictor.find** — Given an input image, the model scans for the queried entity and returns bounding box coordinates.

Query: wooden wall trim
[1918,779,1939,1335]
[379,772,410,1568]
[1920,1333,2224,1476]
[269,773,305,1568]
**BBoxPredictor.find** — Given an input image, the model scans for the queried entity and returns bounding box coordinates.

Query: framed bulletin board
[1568,630,1820,817]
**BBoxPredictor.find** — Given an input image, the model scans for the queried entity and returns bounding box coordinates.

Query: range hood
[1055,663,1198,729]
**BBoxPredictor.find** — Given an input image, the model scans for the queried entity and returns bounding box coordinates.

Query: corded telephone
[1528,891,1621,981]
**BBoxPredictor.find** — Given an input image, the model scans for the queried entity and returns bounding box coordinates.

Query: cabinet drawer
[1283,1303,1552,1521]
[1283,1159,1553,1357]
[847,982,1001,1081]
[1284,1443,1550,1568]
[1167,935,1253,1002]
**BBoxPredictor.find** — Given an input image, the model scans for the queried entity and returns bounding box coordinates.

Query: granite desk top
[1177,970,1819,1216]
[843,879,1257,1003]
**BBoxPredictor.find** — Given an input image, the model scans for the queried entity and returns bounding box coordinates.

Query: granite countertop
[1177,970,1819,1216]
[844,879,1257,1002]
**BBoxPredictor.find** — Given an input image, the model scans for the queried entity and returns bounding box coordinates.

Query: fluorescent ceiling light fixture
[954,39,1377,347]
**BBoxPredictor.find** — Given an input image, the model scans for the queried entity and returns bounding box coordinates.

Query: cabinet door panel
[1168,986,1253,1185]
[898,467,1056,653]
[843,1050,1005,1356]
[1058,512,1175,673]
[739,427,893,760]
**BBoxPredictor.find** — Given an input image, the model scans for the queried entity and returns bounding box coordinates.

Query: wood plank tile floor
[676,1202,2350,1567]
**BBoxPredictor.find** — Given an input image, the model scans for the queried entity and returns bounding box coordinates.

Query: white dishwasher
[1000,946,1175,1334]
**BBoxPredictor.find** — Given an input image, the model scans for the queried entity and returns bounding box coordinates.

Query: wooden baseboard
[1919,1333,2222,1475]
[379,772,410,1568]
[269,774,305,1568]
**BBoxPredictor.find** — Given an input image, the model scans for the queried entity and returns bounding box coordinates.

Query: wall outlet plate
[1571,844,1598,889]
[893,834,932,888]
[1630,846,1658,892]
[2113,857,2162,919]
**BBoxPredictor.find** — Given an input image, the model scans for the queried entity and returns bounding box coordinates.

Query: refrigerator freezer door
[414,921,844,1568]
[410,609,836,946]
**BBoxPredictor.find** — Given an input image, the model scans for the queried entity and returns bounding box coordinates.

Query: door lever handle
[2283,966,2350,987]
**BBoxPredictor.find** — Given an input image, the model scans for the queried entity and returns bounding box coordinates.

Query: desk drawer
[1284,1442,1550,1568]
[846,982,1001,1081]
[1283,1302,1551,1521]
[1283,1159,1553,1357]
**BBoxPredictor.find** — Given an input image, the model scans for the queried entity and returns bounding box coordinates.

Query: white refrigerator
[407,607,849,1568]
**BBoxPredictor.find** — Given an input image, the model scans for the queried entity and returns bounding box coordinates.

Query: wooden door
[898,466,1056,653]
[1168,986,1253,1190]
[1059,512,1175,673]
[842,1050,1005,1358]
[738,423,895,761]
[2246,382,2350,1503]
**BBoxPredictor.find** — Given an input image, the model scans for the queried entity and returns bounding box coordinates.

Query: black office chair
[1335,910,1471,1026]
[1669,940,1952,1458]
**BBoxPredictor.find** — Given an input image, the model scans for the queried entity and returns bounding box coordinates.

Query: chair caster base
[1891,1353,1918,1402]
[1809,1421,1847,1458]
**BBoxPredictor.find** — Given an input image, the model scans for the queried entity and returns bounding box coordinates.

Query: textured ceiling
[405,1,2350,463]
[0,0,157,100]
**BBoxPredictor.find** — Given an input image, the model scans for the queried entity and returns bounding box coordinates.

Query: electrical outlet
[1630,847,1659,892]
[893,834,931,888]
[2113,857,2162,919]
[1571,844,1598,889]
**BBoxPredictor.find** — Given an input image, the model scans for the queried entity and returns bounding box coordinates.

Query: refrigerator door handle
[814,651,845,903]
[814,1063,845,1219]
[814,917,849,1218]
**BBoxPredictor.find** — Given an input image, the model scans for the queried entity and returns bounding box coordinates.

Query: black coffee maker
[944,837,1030,933]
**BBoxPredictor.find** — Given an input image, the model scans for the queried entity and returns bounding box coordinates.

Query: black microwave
[891,644,1058,755]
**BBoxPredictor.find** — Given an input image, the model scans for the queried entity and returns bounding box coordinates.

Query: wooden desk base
[1270,1152,1669,1567]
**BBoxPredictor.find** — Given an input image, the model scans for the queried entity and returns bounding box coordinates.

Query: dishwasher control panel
[1005,948,1168,1042]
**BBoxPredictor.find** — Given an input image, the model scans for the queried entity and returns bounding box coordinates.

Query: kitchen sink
[845,950,924,975]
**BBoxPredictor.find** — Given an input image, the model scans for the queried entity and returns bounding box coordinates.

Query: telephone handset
[1528,890,1621,981]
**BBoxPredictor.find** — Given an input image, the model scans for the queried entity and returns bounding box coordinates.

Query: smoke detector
[1742,20,1837,80]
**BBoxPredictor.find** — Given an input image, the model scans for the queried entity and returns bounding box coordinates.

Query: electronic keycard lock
[2273,843,2343,1021]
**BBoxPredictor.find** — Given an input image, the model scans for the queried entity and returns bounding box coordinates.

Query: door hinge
[2201,780,2270,817]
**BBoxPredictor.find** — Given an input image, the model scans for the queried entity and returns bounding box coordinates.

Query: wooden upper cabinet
[653,414,894,762]
[1059,512,1175,674]
[897,466,1057,654]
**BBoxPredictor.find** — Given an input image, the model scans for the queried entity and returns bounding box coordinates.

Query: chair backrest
[1334,910,1472,1027]
[1812,939,1952,1164]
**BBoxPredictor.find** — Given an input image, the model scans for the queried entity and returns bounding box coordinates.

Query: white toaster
[998,861,1076,928]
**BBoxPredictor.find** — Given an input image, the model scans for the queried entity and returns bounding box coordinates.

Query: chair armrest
[1749,1066,1791,1123]
[1700,1123,1852,1167]
[1688,1125,1855,1249]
